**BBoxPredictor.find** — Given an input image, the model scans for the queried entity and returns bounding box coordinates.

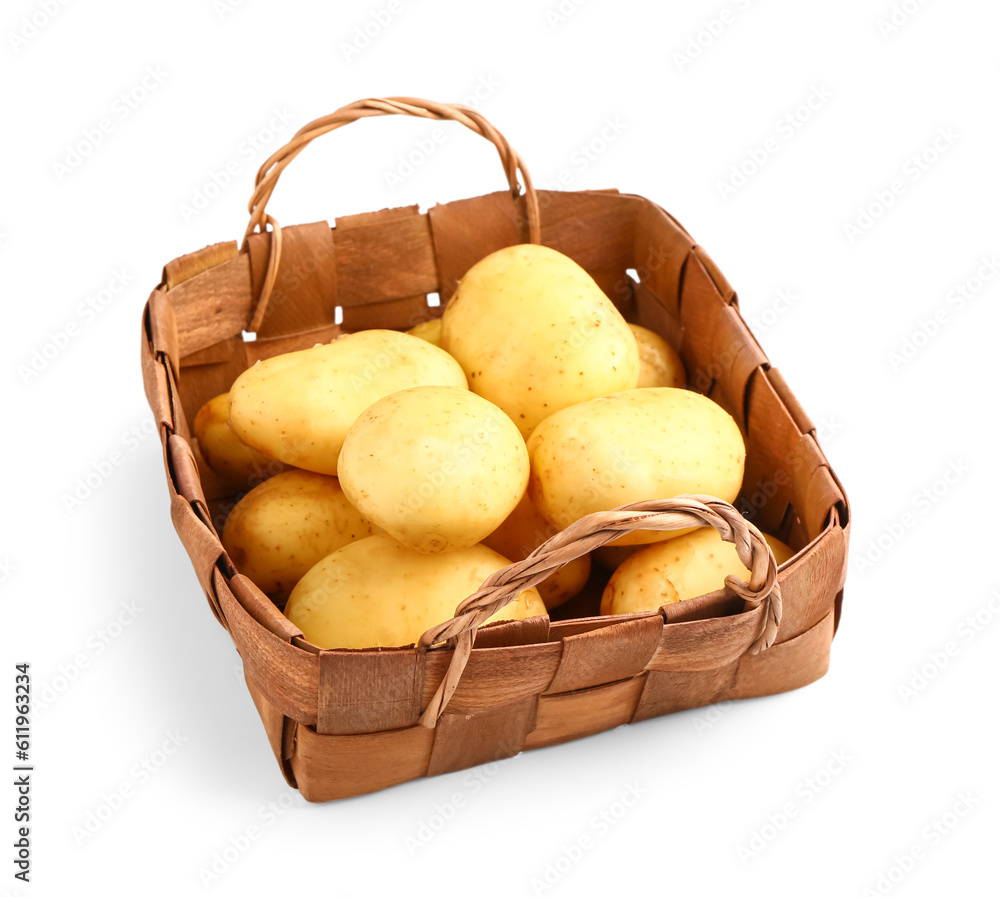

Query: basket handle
[417,495,782,727]
[241,96,541,333]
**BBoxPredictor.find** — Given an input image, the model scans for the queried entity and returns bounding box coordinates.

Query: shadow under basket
[140,99,850,803]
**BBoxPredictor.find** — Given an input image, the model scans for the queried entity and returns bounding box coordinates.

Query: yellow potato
[228,329,468,475]
[338,386,529,553]
[284,534,546,649]
[601,528,794,615]
[221,470,382,599]
[406,318,442,347]
[527,387,745,546]
[193,393,280,489]
[630,324,686,388]
[483,492,591,610]
[441,244,639,438]
[591,543,642,572]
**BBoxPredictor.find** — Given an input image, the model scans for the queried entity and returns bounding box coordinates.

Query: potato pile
[193,243,792,650]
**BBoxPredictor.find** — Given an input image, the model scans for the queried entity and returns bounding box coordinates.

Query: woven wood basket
[140,97,850,802]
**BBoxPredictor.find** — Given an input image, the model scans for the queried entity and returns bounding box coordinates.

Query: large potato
[338,386,529,553]
[193,393,280,489]
[221,470,382,599]
[527,387,745,546]
[441,244,639,438]
[284,534,546,649]
[630,324,686,389]
[228,329,467,475]
[601,528,794,615]
[483,492,591,610]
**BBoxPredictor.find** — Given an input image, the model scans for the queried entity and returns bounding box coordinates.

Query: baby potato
[193,393,279,489]
[483,492,591,610]
[441,244,639,438]
[406,318,443,347]
[629,324,686,388]
[601,528,794,615]
[527,387,745,546]
[221,469,382,600]
[338,386,529,553]
[228,329,467,475]
[284,533,546,649]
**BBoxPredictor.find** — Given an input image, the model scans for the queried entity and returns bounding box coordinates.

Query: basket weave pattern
[140,98,850,801]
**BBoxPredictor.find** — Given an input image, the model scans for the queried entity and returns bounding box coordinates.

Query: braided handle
[241,96,540,333]
[418,495,782,727]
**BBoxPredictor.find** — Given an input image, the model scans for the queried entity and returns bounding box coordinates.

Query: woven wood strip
[634,665,739,720]
[544,615,662,695]
[766,367,816,435]
[421,642,561,715]
[648,604,768,672]
[291,723,435,803]
[140,329,173,436]
[163,240,238,290]
[317,648,423,735]
[426,695,538,778]
[244,221,338,339]
[228,573,303,642]
[525,676,647,750]
[146,289,180,379]
[331,211,438,309]
[729,611,835,701]
[773,526,845,641]
[168,254,253,358]
[631,200,695,319]
[692,245,735,304]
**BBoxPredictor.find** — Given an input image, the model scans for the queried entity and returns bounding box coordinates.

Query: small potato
[528,388,745,546]
[442,244,639,438]
[338,386,529,553]
[229,329,467,475]
[284,533,546,649]
[406,318,442,347]
[483,492,591,610]
[601,528,794,616]
[193,393,279,489]
[222,470,382,599]
[630,324,685,388]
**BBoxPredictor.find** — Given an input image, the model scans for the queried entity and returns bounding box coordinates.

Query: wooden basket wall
[140,109,850,802]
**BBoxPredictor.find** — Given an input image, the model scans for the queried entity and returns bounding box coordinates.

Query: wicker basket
[140,97,850,802]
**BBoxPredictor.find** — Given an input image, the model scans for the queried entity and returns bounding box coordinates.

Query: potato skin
[527,387,745,546]
[338,386,529,554]
[228,329,468,475]
[441,244,639,438]
[483,492,591,610]
[601,528,794,615]
[406,318,442,347]
[284,534,546,649]
[629,324,686,389]
[194,393,279,489]
[221,470,382,599]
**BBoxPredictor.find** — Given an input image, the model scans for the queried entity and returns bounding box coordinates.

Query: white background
[2,0,998,894]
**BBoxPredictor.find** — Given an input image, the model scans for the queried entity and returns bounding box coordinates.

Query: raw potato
[630,324,686,388]
[441,244,640,438]
[406,318,442,347]
[284,533,546,649]
[338,386,529,553]
[194,393,279,488]
[527,387,745,546]
[483,492,591,610]
[228,329,468,475]
[222,470,382,599]
[601,527,794,615]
